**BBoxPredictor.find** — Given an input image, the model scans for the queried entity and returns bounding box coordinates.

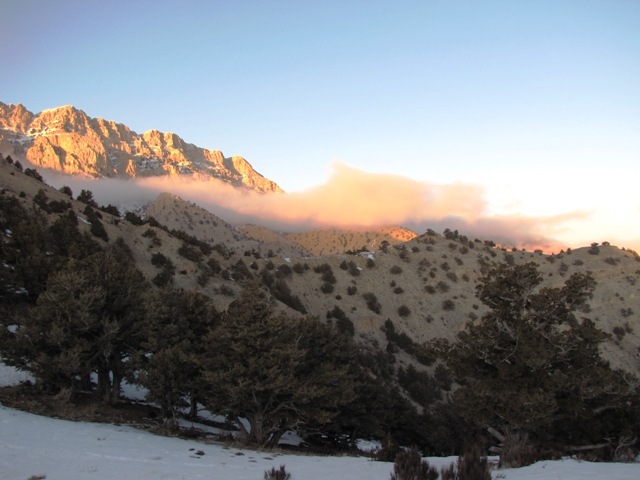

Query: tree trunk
[249,413,264,446]
[97,366,111,402]
[79,373,92,392]
[266,429,285,448]
[110,365,121,404]
[188,393,198,419]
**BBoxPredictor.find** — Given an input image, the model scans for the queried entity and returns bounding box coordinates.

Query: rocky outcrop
[0,102,282,193]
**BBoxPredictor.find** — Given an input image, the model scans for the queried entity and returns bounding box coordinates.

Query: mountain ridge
[0,102,282,193]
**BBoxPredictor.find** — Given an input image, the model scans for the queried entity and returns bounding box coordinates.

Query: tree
[4,264,107,399]
[59,185,73,197]
[200,281,358,447]
[77,189,98,207]
[137,288,218,427]
[84,241,148,403]
[436,262,639,447]
[1,241,149,403]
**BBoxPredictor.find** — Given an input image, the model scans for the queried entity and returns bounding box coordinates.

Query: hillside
[2,155,639,375]
[284,225,418,256]
[0,102,281,193]
[1,154,639,458]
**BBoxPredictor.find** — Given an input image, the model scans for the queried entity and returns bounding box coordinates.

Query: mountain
[0,102,282,193]
[2,154,640,457]
[2,154,638,381]
[145,193,310,258]
[283,225,418,256]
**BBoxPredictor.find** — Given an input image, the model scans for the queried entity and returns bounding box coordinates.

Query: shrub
[24,167,44,182]
[100,204,120,217]
[499,431,537,468]
[33,189,50,211]
[321,282,334,294]
[143,228,158,238]
[153,268,174,287]
[397,365,441,405]
[85,207,109,241]
[264,465,291,480]
[442,299,455,311]
[398,305,411,317]
[77,189,98,207]
[151,252,170,268]
[178,243,202,262]
[231,259,252,280]
[348,261,361,276]
[327,306,355,337]
[434,363,452,391]
[363,292,381,314]
[124,211,145,225]
[270,279,306,314]
[613,325,626,341]
[218,284,235,296]
[48,199,72,213]
[213,242,232,259]
[315,263,337,284]
[374,438,401,462]
[276,264,293,278]
[440,448,491,480]
[347,285,357,295]
[454,445,492,480]
[292,262,307,274]
[390,265,403,274]
[620,307,633,318]
[390,446,438,480]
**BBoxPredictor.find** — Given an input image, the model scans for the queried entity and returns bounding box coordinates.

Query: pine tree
[200,280,359,447]
[437,262,639,446]
[137,288,218,427]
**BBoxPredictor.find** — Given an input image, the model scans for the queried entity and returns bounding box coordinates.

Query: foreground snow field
[2,405,640,480]
[1,363,639,479]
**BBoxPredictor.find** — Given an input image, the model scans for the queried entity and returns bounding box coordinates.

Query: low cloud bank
[45,162,592,253]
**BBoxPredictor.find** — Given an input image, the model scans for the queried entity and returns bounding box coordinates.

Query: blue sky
[2,0,639,249]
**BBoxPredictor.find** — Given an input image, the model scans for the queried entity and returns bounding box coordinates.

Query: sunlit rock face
[0,102,282,193]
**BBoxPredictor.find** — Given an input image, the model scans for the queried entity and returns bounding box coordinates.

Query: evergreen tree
[200,281,358,447]
[84,241,148,403]
[436,262,639,446]
[1,241,149,403]
[137,288,218,427]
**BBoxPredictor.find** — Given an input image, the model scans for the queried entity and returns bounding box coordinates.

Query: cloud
[43,162,597,253]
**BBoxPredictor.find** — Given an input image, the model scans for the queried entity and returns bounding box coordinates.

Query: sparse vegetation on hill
[0,153,639,461]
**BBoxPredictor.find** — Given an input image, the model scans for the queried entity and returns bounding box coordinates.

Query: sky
[1,0,639,251]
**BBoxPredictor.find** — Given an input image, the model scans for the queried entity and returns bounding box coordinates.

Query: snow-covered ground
[1,361,639,479]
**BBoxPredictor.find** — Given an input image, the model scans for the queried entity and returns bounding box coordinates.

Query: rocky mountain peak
[0,102,283,193]
[0,102,35,132]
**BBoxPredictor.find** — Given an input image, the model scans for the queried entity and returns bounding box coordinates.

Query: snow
[1,361,639,479]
